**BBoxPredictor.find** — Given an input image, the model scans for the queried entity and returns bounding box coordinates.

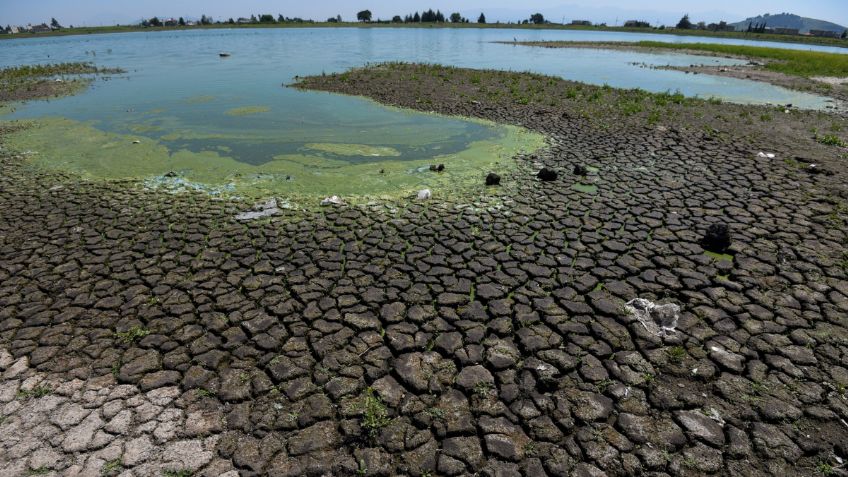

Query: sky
[1,0,846,29]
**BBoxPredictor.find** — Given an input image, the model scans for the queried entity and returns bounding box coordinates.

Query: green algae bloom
[304,143,402,157]
[3,116,545,202]
[225,106,271,116]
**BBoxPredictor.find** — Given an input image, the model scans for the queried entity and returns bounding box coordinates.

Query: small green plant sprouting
[115,325,150,344]
[425,407,445,420]
[361,388,390,436]
[473,381,493,396]
[356,459,368,476]
[101,459,122,475]
[163,470,193,477]
[642,373,655,385]
[26,467,51,476]
[817,134,847,147]
[196,388,216,397]
[596,379,615,392]
[666,346,686,363]
[815,462,834,475]
[17,385,52,400]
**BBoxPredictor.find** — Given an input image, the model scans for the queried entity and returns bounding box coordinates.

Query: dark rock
[485,173,501,186]
[700,223,731,252]
[537,168,557,182]
[573,164,588,176]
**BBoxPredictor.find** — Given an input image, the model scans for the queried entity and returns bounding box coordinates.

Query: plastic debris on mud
[624,298,680,337]
[235,198,281,220]
[320,195,344,206]
[417,189,432,200]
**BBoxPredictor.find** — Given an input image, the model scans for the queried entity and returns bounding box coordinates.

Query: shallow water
[0,27,840,196]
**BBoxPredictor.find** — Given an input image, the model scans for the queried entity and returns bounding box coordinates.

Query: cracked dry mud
[2,64,848,477]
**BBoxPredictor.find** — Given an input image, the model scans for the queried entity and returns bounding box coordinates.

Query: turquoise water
[0,27,840,167]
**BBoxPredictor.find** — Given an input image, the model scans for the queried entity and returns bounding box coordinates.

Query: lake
[0,27,841,197]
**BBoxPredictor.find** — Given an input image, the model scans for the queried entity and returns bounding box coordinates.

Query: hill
[730,13,846,34]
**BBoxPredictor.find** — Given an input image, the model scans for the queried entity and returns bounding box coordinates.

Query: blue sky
[2,0,846,28]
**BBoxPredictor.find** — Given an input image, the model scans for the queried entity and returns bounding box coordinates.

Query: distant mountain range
[730,13,846,33]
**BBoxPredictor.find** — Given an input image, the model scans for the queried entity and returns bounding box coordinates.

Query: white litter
[707,407,725,426]
[235,198,281,221]
[320,195,344,206]
[756,152,776,159]
[132,140,141,144]
[624,298,680,337]
[417,189,432,200]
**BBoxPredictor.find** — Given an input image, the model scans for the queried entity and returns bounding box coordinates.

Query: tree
[178,17,186,26]
[50,17,61,29]
[529,13,545,24]
[250,14,257,23]
[392,15,402,23]
[149,17,163,27]
[450,13,462,23]
[228,18,235,24]
[357,10,372,22]
[413,12,421,22]
[843,29,847,39]
[201,14,211,25]
[278,14,285,22]
[259,14,275,23]
[478,13,486,24]
[676,14,691,29]
[435,10,445,22]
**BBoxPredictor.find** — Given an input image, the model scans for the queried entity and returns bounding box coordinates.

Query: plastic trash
[624,298,680,337]
[320,195,344,206]
[756,152,776,159]
[235,198,280,220]
[417,189,431,200]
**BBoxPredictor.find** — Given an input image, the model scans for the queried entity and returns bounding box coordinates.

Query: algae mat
[3,117,545,200]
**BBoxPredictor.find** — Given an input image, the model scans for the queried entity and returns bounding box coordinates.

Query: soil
[0,78,92,103]
[1,63,848,476]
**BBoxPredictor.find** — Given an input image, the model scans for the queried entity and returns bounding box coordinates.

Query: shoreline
[3,22,847,49]
[505,40,848,106]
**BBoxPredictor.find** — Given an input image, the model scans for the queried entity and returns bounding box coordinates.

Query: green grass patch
[633,41,848,77]
[115,325,151,344]
[17,385,52,400]
[817,134,847,147]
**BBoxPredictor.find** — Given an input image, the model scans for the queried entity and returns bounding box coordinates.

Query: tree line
[357,10,487,24]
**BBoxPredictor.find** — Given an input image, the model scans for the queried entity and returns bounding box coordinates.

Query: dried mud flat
[2,64,848,477]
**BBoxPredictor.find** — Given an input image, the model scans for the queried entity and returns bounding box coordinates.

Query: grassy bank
[633,41,848,77]
[2,22,847,48]
[0,62,124,103]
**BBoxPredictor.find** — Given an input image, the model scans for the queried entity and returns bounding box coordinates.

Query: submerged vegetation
[0,62,123,103]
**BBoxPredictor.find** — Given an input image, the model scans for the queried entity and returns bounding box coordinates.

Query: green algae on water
[225,106,271,116]
[572,183,598,194]
[705,251,734,262]
[3,116,546,200]
[304,143,402,157]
